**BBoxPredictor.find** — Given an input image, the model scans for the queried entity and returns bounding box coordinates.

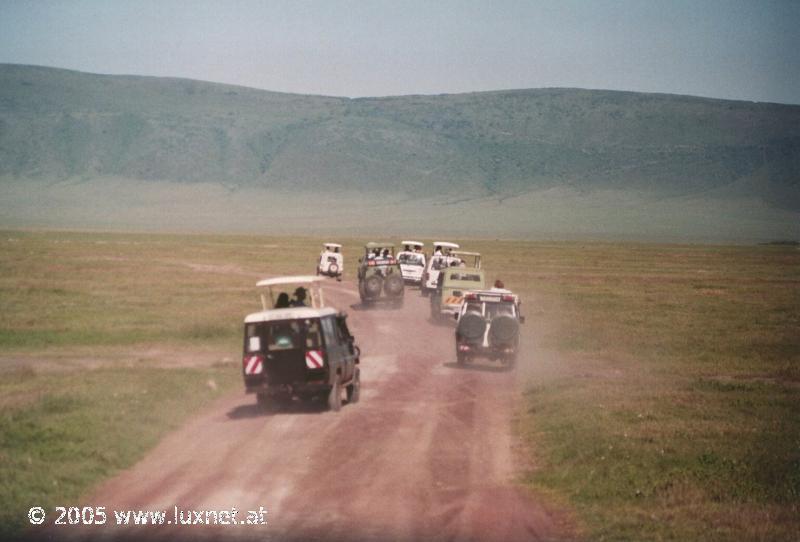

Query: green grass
[0,230,317,538]
[0,231,328,350]
[1,231,798,540]
[471,241,800,540]
[0,365,238,539]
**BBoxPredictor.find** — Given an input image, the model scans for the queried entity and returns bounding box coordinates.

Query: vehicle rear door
[261,320,308,385]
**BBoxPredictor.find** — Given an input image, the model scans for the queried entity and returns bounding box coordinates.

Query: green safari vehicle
[357,242,405,307]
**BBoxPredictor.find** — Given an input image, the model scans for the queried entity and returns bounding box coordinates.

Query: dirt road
[51,281,566,541]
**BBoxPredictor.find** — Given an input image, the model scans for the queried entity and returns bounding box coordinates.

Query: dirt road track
[44,280,568,541]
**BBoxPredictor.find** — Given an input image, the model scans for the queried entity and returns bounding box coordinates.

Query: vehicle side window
[245,323,261,352]
[321,316,338,347]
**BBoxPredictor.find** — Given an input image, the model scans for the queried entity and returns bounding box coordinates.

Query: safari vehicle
[317,242,343,281]
[430,266,486,320]
[357,242,405,307]
[420,241,460,296]
[242,276,360,411]
[454,289,524,366]
[397,240,426,285]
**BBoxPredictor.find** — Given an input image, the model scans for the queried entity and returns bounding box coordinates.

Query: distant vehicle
[420,241,460,296]
[454,289,524,367]
[317,243,343,281]
[397,240,426,285]
[242,276,360,411]
[357,242,405,307]
[430,264,486,321]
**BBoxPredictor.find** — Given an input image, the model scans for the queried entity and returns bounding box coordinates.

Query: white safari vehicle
[397,240,426,285]
[454,289,525,367]
[242,276,360,411]
[421,241,460,296]
[317,243,343,281]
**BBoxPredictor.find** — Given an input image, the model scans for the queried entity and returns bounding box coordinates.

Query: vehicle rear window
[399,253,424,266]
[246,319,323,352]
[486,303,515,319]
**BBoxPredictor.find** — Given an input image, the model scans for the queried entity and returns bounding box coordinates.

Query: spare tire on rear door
[364,275,383,297]
[457,312,487,343]
[489,315,519,345]
[384,274,404,297]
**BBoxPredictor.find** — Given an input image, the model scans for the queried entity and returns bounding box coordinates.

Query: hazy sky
[1,0,798,103]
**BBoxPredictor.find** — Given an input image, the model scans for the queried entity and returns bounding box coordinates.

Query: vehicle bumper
[246,380,331,396]
[456,343,517,358]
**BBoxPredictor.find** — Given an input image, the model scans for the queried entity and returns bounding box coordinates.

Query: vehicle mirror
[453,313,459,320]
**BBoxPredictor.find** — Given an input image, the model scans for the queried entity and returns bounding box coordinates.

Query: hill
[0,64,798,241]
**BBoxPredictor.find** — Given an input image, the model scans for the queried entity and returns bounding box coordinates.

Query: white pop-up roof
[432,241,460,249]
[256,276,325,310]
[256,276,323,288]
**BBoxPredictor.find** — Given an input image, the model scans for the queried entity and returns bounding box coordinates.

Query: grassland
[0,230,329,538]
[1,231,798,540]
[2,64,800,246]
[482,242,800,540]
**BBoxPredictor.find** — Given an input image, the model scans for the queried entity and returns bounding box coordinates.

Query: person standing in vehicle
[290,287,308,307]
[275,292,290,308]
[491,279,511,293]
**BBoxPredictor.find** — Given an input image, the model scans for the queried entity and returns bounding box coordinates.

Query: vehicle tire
[328,379,342,412]
[364,275,383,297]
[384,274,404,297]
[457,312,487,342]
[420,288,429,297]
[489,315,519,345]
[346,368,361,404]
[329,263,339,276]
[256,392,270,409]
[456,350,467,365]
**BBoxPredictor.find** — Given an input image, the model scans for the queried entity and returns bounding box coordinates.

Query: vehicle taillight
[465,293,477,301]
[243,353,264,375]
[458,344,471,351]
[368,260,376,266]
[501,295,515,302]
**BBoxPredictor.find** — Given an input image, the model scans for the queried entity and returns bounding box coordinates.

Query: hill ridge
[0,64,798,240]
